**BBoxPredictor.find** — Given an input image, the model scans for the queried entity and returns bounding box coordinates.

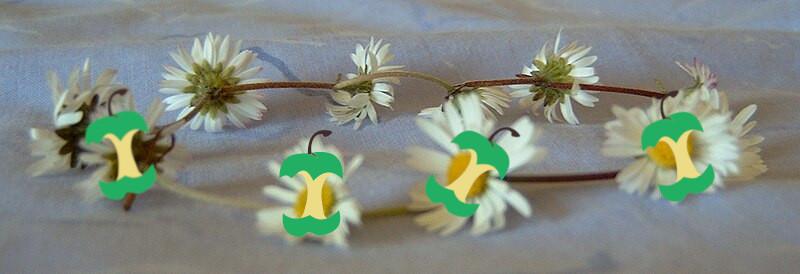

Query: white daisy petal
[520,31,598,124]
[258,139,362,247]
[604,93,759,200]
[407,94,542,236]
[406,146,450,174]
[328,37,401,129]
[263,186,297,204]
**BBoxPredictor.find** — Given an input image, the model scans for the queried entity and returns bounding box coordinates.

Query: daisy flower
[407,93,544,236]
[601,91,764,200]
[676,59,720,108]
[706,92,767,182]
[29,59,127,176]
[418,87,511,120]
[509,30,599,125]
[160,32,268,132]
[75,100,186,202]
[257,139,363,247]
[327,37,403,129]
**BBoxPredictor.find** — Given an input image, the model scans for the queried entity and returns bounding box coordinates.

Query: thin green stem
[362,206,410,219]
[158,177,412,218]
[157,177,271,210]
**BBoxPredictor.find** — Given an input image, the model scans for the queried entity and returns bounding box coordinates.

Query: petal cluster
[510,30,599,124]
[257,139,363,247]
[160,33,268,132]
[76,100,186,202]
[602,62,765,200]
[407,93,544,236]
[327,38,403,129]
[29,59,129,176]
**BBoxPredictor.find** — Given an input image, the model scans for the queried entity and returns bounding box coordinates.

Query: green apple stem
[105,87,128,116]
[659,90,681,119]
[489,127,519,142]
[307,130,332,154]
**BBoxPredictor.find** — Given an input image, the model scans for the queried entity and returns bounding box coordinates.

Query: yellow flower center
[294,182,336,217]
[446,152,490,199]
[646,134,696,169]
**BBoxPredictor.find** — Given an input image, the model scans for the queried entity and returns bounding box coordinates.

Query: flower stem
[156,171,619,218]
[216,71,455,94]
[157,176,412,219]
[218,72,667,100]
[157,177,271,210]
[456,78,668,98]
[123,194,136,211]
[221,81,335,93]
[362,206,409,219]
[505,171,619,183]
[154,101,204,133]
[333,70,455,91]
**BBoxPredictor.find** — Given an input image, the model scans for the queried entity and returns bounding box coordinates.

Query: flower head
[510,30,599,124]
[407,93,544,236]
[677,59,720,108]
[160,33,268,132]
[419,87,511,120]
[708,93,767,182]
[29,59,130,176]
[602,91,764,200]
[75,100,186,202]
[257,139,363,247]
[327,37,403,129]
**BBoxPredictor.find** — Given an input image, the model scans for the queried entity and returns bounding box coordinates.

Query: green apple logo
[425,129,514,217]
[641,112,715,202]
[85,111,157,200]
[280,130,344,237]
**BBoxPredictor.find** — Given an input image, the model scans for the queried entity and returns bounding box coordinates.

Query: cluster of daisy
[29,59,185,201]
[155,32,598,133]
[602,61,766,199]
[27,32,766,249]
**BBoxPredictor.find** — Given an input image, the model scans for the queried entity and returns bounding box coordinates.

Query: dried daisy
[29,59,129,176]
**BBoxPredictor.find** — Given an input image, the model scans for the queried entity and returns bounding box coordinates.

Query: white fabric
[1,1,799,273]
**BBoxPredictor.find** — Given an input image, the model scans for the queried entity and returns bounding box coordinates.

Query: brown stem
[307,129,332,154]
[106,87,128,116]
[505,170,619,183]
[123,193,136,211]
[155,104,202,133]
[221,82,335,93]
[659,90,681,119]
[489,127,519,142]
[217,75,668,101]
[457,78,668,99]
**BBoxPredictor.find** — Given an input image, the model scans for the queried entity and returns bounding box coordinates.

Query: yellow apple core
[294,182,336,217]
[647,133,696,169]
[447,152,490,199]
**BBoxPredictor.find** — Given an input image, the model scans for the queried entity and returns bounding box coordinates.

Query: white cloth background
[1,0,798,273]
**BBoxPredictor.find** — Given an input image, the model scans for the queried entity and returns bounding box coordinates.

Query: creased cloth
[0,1,799,273]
